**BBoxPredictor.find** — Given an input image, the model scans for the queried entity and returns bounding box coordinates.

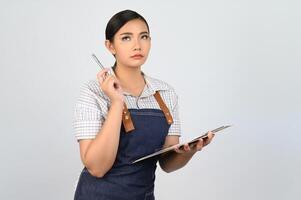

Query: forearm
[84,101,124,177]
[159,150,196,173]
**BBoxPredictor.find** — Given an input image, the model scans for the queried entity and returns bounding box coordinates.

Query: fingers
[203,131,215,146]
[102,75,119,89]
[174,131,216,155]
[97,68,110,85]
[184,143,191,151]
[96,68,125,103]
[208,132,215,140]
[174,141,203,154]
[195,139,204,151]
[97,68,123,91]
[174,143,189,154]
[174,147,184,154]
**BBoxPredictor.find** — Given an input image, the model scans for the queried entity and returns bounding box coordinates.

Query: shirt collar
[108,66,169,97]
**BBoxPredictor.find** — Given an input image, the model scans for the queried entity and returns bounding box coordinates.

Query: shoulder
[80,79,101,94]
[145,75,176,93]
[75,79,110,111]
[145,75,179,107]
[79,79,109,100]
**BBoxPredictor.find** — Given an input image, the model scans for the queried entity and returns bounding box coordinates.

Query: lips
[131,54,144,58]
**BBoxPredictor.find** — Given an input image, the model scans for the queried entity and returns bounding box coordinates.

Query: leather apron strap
[122,102,135,133]
[153,91,174,125]
[122,91,174,133]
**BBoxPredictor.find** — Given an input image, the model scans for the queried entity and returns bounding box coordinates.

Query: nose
[133,38,141,51]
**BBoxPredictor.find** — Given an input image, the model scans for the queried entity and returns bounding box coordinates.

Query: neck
[113,64,146,94]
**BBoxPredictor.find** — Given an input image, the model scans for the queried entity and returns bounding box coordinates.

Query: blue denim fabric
[74,109,170,200]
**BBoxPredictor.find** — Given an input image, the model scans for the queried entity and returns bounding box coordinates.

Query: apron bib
[74,92,173,200]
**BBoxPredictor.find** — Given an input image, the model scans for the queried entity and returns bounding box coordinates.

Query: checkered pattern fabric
[73,67,181,141]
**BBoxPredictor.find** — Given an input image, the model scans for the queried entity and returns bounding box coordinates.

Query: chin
[128,60,146,68]
[128,64,143,69]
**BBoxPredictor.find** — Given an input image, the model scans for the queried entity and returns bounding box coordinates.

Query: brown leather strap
[121,91,173,133]
[122,102,135,133]
[154,91,174,125]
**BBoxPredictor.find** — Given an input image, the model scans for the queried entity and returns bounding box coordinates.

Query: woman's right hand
[97,68,124,104]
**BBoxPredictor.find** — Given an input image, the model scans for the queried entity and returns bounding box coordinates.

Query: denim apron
[74,92,173,200]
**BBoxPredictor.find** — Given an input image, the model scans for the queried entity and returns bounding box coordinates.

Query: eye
[141,35,149,40]
[121,36,131,41]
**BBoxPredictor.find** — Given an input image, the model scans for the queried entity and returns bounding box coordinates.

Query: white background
[0,0,300,199]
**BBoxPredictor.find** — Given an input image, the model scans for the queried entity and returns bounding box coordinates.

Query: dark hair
[105,9,150,41]
[105,10,150,67]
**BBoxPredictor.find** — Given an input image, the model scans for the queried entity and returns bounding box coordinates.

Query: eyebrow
[119,31,149,36]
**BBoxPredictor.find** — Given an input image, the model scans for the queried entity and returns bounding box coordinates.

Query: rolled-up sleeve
[72,82,107,141]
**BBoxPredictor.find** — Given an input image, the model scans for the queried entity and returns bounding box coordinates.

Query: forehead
[116,19,149,35]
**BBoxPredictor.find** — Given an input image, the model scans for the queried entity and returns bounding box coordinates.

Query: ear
[105,40,116,55]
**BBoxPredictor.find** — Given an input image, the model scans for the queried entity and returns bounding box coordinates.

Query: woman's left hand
[174,131,215,155]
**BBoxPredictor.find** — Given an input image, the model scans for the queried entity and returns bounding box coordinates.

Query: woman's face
[106,19,151,68]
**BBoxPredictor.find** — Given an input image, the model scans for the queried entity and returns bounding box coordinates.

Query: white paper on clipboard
[132,125,232,164]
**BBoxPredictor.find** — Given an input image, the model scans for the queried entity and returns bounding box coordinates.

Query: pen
[92,53,105,70]
[91,53,117,88]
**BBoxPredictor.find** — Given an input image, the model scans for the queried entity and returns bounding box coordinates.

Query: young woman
[73,9,215,200]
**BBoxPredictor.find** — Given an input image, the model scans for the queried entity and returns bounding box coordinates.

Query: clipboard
[132,125,232,164]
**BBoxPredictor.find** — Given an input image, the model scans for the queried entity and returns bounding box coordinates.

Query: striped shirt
[72,67,181,141]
